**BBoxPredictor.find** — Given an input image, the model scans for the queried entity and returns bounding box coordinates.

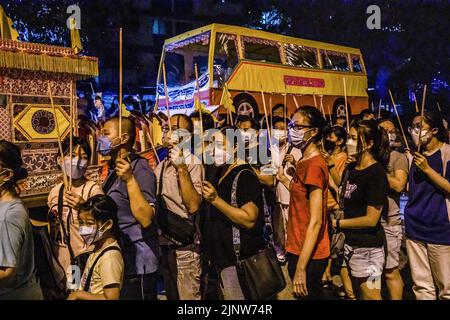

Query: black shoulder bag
[231,169,286,300]
[156,160,195,247]
[83,246,122,292]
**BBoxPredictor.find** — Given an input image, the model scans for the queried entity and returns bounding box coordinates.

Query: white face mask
[239,130,253,144]
[213,146,233,166]
[272,129,287,144]
[388,133,397,147]
[62,157,88,180]
[346,138,358,156]
[79,222,108,246]
[165,128,192,148]
[193,121,201,136]
[409,127,430,147]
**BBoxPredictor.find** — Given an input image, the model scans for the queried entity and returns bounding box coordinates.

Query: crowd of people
[0,101,449,301]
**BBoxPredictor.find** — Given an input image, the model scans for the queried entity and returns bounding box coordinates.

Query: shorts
[344,244,385,279]
[383,224,403,270]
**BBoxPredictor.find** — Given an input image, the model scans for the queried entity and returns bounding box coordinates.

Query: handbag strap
[230,168,255,262]
[338,168,350,209]
[83,246,122,292]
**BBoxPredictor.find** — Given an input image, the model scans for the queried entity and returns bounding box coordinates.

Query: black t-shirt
[343,162,388,248]
[204,164,265,271]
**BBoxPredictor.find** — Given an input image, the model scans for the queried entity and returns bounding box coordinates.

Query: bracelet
[336,218,341,233]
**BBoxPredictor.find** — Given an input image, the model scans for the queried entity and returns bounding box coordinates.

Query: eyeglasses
[288,123,314,131]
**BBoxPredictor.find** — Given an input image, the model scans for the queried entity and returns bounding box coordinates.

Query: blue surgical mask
[97,135,120,156]
[289,128,312,149]
[62,157,88,180]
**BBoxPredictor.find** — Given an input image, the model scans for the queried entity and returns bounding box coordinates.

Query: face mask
[214,146,232,167]
[62,157,88,180]
[388,133,397,147]
[324,140,336,153]
[167,129,191,145]
[79,222,108,246]
[289,128,312,150]
[272,129,286,144]
[97,135,120,156]
[193,121,201,136]
[410,128,429,147]
[240,130,253,144]
[346,138,358,156]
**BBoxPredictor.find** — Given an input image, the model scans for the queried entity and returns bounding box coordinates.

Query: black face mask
[324,140,336,153]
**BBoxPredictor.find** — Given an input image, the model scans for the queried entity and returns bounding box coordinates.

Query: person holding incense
[404,110,450,300]
[48,138,104,284]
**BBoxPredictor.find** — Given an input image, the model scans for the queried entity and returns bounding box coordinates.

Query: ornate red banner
[284,75,325,88]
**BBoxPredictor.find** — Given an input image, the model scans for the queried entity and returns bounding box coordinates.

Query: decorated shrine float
[0,38,100,207]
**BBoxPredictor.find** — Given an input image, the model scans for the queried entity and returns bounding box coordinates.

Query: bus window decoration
[241,36,282,64]
[351,55,364,73]
[284,44,319,69]
[165,31,211,52]
[320,50,350,72]
[213,33,239,87]
[162,31,210,89]
[157,73,209,104]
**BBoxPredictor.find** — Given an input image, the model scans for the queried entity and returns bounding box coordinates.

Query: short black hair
[189,111,214,130]
[423,110,449,143]
[0,140,28,189]
[272,116,288,127]
[236,115,260,130]
[324,125,347,145]
[359,109,375,119]
[107,117,136,146]
[79,195,120,239]
[62,137,92,161]
[272,104,284,114]
[172,114,194,133]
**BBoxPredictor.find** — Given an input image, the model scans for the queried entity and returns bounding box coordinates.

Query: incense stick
[162,63,172,135]
[343,78,350,133]
[388,90,410,150]
[119,28,123,139]
[194,64,205,162]
[417,85,427,153]
[260,89,272,149]
[48,82,69,189]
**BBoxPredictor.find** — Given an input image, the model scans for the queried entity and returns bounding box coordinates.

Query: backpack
[32,225,68,300]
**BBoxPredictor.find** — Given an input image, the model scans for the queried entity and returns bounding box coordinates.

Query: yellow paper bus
[156,23,368,120]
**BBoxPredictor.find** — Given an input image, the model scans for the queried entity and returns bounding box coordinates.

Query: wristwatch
[336,218,341,233]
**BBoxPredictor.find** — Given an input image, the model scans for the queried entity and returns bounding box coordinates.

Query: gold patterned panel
[12,103,70,143]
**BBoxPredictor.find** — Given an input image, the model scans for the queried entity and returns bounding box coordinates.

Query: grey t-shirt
[0,199,42,300]
[383,150,409,226]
